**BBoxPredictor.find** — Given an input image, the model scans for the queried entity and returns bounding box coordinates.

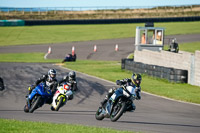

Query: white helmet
[48,69,56,80]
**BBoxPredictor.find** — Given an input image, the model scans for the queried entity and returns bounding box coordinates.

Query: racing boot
[28,87,32,94]
[24,98,29,113]
[28,85,35,94]
[128,103,136,112]
[51,106,55,111]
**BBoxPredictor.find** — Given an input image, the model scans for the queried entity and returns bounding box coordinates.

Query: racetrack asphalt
[0,34,200,61]
[0,63,200,133]
[0,34,200,133]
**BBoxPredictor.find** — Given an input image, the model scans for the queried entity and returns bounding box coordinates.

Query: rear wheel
[110,100,126,122]
[95,107,104,120]
[29,96,42,113]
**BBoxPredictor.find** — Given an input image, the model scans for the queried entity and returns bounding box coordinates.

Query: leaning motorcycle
[95,85,137,122]
[24,83,53,113]
[51,83,73,111]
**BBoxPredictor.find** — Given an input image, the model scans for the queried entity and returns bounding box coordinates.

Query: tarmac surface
[0,34,200,133]
[0,63,200,133]
[0,34,200,61]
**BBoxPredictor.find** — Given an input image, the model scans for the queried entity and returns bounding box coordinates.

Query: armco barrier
[122,59,188,83]
[25,16,200,26]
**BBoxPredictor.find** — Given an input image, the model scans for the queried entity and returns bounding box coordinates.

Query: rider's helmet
[172,38,176,44]
[48,69,56,81]
[68,71,76,81]
[131,73,142,87]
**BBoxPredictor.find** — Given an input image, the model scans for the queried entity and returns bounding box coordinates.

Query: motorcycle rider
[58,71,78,100]
[28,69,58,97]
[101,73,142,112]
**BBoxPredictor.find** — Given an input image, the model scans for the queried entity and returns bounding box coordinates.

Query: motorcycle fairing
[28,83,52,100]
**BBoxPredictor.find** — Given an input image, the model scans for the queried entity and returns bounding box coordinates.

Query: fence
[0,5,200,20]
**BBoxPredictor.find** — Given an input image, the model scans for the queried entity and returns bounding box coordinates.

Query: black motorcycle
[95,85,136,122]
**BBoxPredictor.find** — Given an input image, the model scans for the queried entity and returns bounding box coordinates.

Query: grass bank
[0,119,134,133]
[63,60,200,104]
[0,21,200,46]
[0,53,60,63]
[0,40,200,104]
[179,41,200,53]
[164,41,200,53]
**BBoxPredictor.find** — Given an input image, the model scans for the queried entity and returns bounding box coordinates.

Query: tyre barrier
[121,59,188,83]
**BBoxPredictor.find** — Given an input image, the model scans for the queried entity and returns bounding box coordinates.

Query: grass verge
[164,41,200,53]
[0,119,135,133]
[63,60,200,104]
[0,53,200,104]
[0,53,60,63]
[179,41,200,53]
[0,21,200,46]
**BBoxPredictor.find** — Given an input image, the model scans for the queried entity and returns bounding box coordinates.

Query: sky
[0,0,200,8]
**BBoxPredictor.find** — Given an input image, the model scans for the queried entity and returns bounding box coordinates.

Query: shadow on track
[34,110,96,116]
[75,78,108,104]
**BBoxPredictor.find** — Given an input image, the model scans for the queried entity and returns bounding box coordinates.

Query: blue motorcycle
[24,83,53,113]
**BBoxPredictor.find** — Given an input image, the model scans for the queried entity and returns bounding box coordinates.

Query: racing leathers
[29,74,58,95]
[101,78,141,111]
[58,75,78,100]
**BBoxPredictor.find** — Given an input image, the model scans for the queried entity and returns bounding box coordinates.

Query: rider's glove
[135,87,141,100]
[116,80,122,86]
[124,78,129,82]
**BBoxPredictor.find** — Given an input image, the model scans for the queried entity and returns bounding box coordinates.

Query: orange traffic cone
[48,46,52,54]
[94,45,97,52]
[72,46,75,56]
[115,44,119,51]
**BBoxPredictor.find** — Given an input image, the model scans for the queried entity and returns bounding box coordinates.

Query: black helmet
[131,73,142,87]
[68,71,76,81]
[48,69,56,80]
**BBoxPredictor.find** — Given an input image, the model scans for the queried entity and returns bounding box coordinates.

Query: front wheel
[55,96,65,111]
[29,96,42,113]
[95,107,104,120]
[110,101,126,122]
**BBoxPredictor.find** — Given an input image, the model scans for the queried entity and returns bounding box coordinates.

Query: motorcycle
[24,83,53,113]
[51,83,73,111]
[95,85,137,122]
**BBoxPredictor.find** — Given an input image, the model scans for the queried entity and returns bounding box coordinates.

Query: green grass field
[163,41,200,53]
[179,41,200,53]
[0,41,200,103]
[63,60,200,104]
[1,22,200,132]
[0,21,200,46]
[0,119,135,133]
[0,53,60,63]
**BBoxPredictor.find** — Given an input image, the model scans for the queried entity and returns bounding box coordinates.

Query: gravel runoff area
[0,34,200,61]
